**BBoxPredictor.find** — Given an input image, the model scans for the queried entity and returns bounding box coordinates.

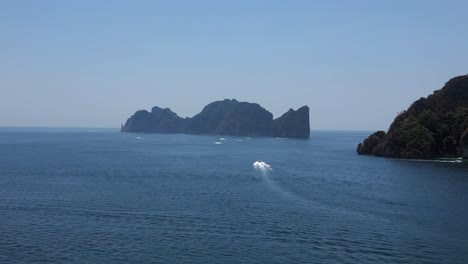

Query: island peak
[122,99,310,138]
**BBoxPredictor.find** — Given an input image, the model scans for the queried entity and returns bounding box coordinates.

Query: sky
[1,0,467,130]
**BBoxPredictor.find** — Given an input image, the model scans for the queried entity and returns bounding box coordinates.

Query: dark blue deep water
[1,128,467,263]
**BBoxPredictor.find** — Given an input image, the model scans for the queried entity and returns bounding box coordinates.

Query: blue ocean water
[0,128,467,263]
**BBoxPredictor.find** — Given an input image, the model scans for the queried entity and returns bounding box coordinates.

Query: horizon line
[0,126,377,132]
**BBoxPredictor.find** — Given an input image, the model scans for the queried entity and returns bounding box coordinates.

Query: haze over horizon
[1,0,467,130]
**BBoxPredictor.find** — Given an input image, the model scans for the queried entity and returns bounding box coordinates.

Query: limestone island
[121,99,310,139]
[357,75,468,159]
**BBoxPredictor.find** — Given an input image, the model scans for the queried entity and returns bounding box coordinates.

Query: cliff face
[121,99,310,138]
[272,106,310,138]
[357,75,468,159]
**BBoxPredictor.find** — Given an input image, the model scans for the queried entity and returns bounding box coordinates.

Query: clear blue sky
[1,0,467,130]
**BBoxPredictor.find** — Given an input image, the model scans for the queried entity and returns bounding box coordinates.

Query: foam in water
[136,137,142,140]
[213,141,223,145]
[252,161,309,203]
[404,158,463,163]
[220,138,227,141]
[253,161,272,174]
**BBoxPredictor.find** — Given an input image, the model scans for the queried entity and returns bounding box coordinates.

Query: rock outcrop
[356,131,386,155]
[272,106,310,138]
[121,107,185,133]
[357,75,468,159]
[187,99,274,136]
[121,99,310,138]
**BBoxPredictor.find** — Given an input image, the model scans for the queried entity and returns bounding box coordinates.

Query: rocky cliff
[121,107,185,133]
[357,75,468,159]
[272,106,310,138]
[121,99,310,138]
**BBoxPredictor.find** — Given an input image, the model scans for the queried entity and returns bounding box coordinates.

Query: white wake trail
[252,161,315,204]
[253,161,272,175]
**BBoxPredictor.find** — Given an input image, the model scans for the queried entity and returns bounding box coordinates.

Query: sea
[0,128,467,263]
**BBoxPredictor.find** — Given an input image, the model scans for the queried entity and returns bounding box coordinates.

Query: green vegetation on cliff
[357,75,468,159]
